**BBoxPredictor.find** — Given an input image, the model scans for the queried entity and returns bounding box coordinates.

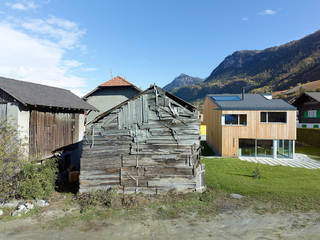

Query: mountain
[163,73,203,92]
[170,30,320,103]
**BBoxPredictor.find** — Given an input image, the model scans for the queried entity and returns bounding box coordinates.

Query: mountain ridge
[168,30,320,103]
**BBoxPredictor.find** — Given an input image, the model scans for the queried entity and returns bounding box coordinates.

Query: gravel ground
[1,208,320,240]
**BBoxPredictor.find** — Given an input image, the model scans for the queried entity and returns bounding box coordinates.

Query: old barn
[80,85,205,194]
[0,76,96,159]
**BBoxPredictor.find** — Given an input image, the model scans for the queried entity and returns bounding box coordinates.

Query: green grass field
[203,157,320,210]
[296,146,320,161]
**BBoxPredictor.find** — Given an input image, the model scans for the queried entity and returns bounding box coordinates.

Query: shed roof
[83,76,142,99]
[207,93,296,111]
[0,76,96,110]
[90,85,197,124]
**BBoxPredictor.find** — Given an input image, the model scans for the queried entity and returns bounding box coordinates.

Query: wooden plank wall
[221,110,296,157]
[29,110,80,158]
[203,97,222,154]
[80,87,204,194]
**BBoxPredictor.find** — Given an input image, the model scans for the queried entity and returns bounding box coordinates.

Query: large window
[261,112,286,123]
[223,114,247,126]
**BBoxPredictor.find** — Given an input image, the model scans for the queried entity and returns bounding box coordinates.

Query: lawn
[296,146,320,161]
[203,157,320,210]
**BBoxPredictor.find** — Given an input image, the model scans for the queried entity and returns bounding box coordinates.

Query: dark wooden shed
[80,85,205,194]
[0,76,96,159]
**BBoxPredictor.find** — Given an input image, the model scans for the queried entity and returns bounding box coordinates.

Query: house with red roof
[83,76,141,124]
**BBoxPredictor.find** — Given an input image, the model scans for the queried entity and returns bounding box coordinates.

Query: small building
[83,76,141,125]
[203,93,297,159]
[80,85,205,194]
[0,76,96,159]
[292,92,320,128]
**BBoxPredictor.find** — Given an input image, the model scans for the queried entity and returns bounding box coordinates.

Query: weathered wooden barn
[80,85,205,194]
[0,76,96,159]
[83,76,141,125]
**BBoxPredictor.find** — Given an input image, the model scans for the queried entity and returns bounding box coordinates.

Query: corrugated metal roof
[208,93,296,110]
[0,76,97,110]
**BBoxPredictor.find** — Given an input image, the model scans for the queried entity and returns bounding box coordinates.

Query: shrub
[17,158,58,200]
[0,120,26,202]
[77,189,116,209]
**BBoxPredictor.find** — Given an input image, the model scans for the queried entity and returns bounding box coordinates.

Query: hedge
[297,128,320,147]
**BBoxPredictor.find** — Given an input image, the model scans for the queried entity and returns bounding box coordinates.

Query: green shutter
[317,110,320,118]
[304,111,308,118]
[302,124,307,128]
[314,125,319,129]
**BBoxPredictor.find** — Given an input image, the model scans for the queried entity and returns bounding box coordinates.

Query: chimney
[242,87,245,100]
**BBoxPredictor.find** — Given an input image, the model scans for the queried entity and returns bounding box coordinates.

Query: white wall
[78,113,85,141]
[6,102,30,157]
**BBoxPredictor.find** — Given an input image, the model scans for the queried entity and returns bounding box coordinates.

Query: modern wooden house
[80,85,205,194]
[83,76,141,125]
[292,92,320,128]
[0,76,96,159]
[203,93,297,159]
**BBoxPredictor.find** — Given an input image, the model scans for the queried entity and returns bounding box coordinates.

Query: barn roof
[90,85,197,124]
[83,76,142,99]
[0,76,96,110]
[207,93,296,111]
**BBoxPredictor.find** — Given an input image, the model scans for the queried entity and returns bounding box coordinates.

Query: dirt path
[1,209,320,240]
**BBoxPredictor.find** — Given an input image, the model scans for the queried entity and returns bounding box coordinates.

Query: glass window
[239,139,255,156]
[256,140,273,157]
[225,114,238,125]
[277,140,293,158]
[268,112,286,123]
[261,112,286,123]
[223,114,247,126]
[261,112,267,122]
[239,114,247,125]
[308,110,317,118]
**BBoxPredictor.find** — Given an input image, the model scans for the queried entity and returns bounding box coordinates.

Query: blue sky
[0,0,319,96]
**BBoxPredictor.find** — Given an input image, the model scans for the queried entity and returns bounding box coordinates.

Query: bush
[0,121,26,202]
[77,189,116,209]
[17,158,58,200]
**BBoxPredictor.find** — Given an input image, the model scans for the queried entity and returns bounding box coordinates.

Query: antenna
[110,69,113,78]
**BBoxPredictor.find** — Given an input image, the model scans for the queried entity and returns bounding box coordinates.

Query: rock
[230,193,244,199]
[0,209,3,216]
[25,202,34,210]
[11,202,29,216]
[34,199,49,207]
[0,200,20,208]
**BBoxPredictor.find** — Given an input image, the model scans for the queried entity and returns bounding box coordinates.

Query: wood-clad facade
[29,109,81,158]
[292,92,320,128]
[80,85,205,194]
[203,95,297,158]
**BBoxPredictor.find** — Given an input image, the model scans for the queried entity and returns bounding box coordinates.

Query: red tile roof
[99,76,133,87]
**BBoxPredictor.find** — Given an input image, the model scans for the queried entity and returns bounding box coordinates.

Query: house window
[222,114,247,126]
[260,112,286,123]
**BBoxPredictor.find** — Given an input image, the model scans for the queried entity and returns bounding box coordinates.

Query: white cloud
[258,9,277,16]
[82,67,97,72]
[5,0,38,10]
[21,16,86,49]
[241,17,249,21]
[0,23,88,95]
[63,60,83,68]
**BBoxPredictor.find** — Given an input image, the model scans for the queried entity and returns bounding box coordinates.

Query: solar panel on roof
[210,96,241,101]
